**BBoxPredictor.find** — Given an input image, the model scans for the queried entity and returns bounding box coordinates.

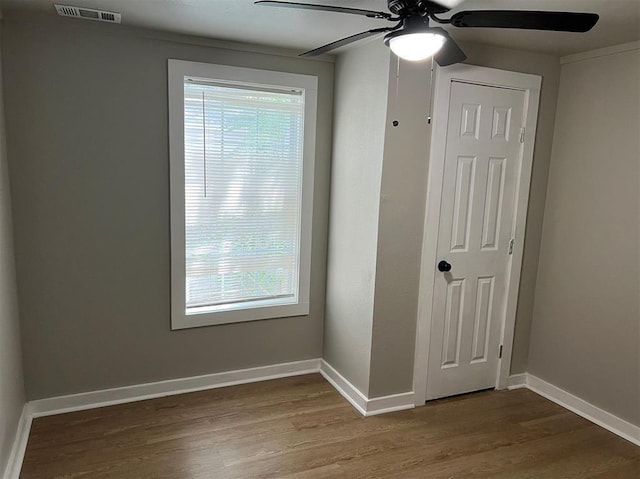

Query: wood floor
[20,374,639,478]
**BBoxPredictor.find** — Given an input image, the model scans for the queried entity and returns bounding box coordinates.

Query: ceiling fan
[254,0,599,66]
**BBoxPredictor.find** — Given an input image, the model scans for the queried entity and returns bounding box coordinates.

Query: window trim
[168,59,317,329]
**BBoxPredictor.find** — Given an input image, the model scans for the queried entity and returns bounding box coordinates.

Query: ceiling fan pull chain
[427,56,434,124]
[392,55,400,127]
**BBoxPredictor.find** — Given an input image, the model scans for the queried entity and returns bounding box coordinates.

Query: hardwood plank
[20,374,639,478]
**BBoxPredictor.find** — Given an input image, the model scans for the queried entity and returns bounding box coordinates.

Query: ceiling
[2,0,639,57]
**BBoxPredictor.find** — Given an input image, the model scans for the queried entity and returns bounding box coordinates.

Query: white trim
[27,359,414,419]
[167,59,317,330]
[2,406,31,479]
[413,64,541,405]
[29,359,321,417]
[506,373,528,390]
[319,360,368,415]
[526,374,640,447]
[319,360,415,416]
[561,41,640,65]
[366,392,415,416]
[506,373,640,447]
[496,73,540,390]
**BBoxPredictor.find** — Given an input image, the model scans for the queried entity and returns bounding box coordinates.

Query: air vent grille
[57,5,78,17]
[54,4,121,24]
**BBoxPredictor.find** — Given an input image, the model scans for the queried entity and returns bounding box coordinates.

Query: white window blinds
[183,79,305,313]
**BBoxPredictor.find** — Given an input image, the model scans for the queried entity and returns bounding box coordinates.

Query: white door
[426,80,526,400]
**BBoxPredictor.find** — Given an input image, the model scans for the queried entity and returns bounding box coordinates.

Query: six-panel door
[427,81,526,400]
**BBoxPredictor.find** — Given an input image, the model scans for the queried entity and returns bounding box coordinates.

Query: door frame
[413,64,541,405]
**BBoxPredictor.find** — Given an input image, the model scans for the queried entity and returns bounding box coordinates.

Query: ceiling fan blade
[254,1,392,19]
[300,27,397,57]
[450,10,599,33]
[433,31,466,66]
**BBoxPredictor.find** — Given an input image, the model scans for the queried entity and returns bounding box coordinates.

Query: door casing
[413,64,541,405]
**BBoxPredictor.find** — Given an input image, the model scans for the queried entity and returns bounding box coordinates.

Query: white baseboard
[3,405,32,479]
[507,373,639,447]
[319,360,414,417]
[29,358,321,418]
[319,360,367,415]
[366,391,415,416]
[507,373,528,390]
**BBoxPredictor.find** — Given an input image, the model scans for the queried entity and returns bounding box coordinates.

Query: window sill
[171,301,310,330]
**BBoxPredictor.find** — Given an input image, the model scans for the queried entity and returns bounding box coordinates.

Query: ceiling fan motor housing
[387,0,412,15]
[387,14,433,36]
[387,0,450,16]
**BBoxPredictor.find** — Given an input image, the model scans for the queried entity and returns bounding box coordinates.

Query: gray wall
[323,40,389,394]
[528,47,640,425]
[2,18,333,400]
[0,23,25,475]
[460,43,561,374]
[369,57,432,398]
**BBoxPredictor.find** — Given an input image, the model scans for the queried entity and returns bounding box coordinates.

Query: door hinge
[508,238,515,255]
[519,127,525,143]
[499,345,503,359]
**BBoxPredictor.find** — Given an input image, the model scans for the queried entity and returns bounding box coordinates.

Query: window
[168,60,317,329]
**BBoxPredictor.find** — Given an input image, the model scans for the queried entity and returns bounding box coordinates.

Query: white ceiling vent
[54,4,121,24]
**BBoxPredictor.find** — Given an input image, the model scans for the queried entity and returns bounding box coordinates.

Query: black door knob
[438,260,452,272]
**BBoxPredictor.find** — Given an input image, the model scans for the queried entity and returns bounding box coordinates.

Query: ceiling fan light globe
[387,32,446,62]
